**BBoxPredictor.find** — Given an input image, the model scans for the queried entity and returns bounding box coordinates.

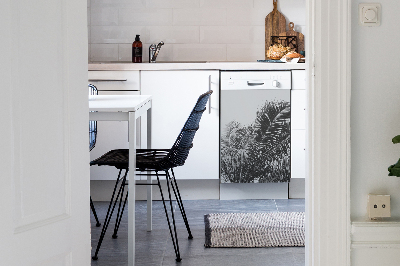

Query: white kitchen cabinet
[292,70,306,90]
[291,129,306,179]
[141,70,219,180]
[88,71,140,180]
[291,70,306,179]
[291,90,306,130]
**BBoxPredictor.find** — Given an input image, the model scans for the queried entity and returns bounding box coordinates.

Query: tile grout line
[274,199,279,212]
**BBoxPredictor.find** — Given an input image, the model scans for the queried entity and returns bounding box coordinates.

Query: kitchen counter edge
[89,62,306,71]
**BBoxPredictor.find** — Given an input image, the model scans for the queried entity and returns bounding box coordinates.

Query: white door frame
[306,0,351,265]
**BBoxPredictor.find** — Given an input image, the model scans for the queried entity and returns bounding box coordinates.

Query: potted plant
[388,135,400,176]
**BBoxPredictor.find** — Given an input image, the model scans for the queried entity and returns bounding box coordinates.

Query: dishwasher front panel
[220,72,291,184]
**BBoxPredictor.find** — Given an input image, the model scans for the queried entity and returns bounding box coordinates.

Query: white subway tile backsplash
[253,0,270,9]
[91,7,118,26]
[227,43,264,61]
[200,0,253,9]
[224,0,253,8]
[173,44,226,61]
[146,0,199,9]
[173,8,226,26]
[91,44,119,61]
[88,0,305,62]
[200,26,252,44]
[227,8,266,26]
[252,26,265,44]
[199,0,228,8]
[119,8,173,26]
[91,0,146,8]
[147,26,199,44]
[280,1,306,25]
[118,44,132,61]
[293,24,306,35]
[91,26,146,43]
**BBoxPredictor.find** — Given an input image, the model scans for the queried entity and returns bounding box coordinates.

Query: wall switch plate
[359,3,381,27]
[368,194,391,219]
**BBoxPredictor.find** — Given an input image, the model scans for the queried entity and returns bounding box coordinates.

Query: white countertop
[89,62,306,71]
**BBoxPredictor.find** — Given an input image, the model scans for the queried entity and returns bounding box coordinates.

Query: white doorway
[1,0,351,264]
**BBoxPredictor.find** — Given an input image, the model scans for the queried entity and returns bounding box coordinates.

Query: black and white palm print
[220,94,290,183]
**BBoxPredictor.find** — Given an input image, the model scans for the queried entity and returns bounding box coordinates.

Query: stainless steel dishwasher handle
[208,75,212,114]
[247,81,264,86]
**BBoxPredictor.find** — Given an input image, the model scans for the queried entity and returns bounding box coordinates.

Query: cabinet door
[291,129,306,179]
[291,90,306,130]
[141,70,219,180]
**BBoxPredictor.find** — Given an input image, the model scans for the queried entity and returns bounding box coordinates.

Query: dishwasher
[219,71,291,199]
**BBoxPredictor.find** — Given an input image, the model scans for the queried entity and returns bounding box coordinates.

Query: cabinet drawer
[88,71,140,91]
[292,70,306,90]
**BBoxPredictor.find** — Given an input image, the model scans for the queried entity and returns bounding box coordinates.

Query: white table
[89,94,152,266]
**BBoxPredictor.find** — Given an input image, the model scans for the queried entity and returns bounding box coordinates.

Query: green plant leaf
[392,135,400,144]
[388,159,400,177]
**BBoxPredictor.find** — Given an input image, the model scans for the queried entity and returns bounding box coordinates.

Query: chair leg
[92,169,128,261]
[168,169,193,239]
[156,171,182,262]
[112,178,128,239]
[90,196,101,227]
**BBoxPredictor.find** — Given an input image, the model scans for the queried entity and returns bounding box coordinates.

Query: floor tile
[91,199,305,266]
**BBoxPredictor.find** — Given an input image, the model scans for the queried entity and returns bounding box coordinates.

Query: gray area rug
[204,212,305,248]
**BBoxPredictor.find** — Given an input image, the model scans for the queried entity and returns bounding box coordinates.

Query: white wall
[351,1,400,264]
[87,0,305,62]
[351,0,400,220]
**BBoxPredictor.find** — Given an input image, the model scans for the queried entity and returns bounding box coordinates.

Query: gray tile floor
[91,199,305,266]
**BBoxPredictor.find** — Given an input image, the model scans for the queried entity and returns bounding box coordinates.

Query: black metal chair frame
[90,90,213,262]
[89,84,101,227]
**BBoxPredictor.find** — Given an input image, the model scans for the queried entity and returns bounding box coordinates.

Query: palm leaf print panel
[220,89,290,183]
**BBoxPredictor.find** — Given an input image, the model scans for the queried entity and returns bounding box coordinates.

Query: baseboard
[220,183,289,200]
[91,178,306,201]
[289,178,305,198]
[351,220,400,266]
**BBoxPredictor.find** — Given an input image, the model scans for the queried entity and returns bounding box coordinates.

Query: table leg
[128,112,136,266]
[147,105,152,232]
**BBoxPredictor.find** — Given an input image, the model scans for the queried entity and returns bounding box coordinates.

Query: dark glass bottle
[132,35,142,63]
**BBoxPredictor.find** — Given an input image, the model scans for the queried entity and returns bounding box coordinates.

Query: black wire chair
[89,84,101,227]
[90,90,213,262]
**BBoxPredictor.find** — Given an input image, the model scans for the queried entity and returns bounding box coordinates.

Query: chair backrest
[163,90,213,169]
[89,84,98,151]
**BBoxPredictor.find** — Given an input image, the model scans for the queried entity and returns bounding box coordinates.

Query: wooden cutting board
[265,0,286,59]
[279,22,304,53]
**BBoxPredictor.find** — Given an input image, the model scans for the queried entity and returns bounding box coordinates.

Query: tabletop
[89,95,152,112]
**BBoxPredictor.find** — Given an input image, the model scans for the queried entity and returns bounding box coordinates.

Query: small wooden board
[265,0,286,59]
[279,22,304,52]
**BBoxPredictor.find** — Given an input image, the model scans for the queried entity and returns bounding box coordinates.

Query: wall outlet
[367,194,391,219]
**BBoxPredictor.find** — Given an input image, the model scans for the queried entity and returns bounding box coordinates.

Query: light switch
[359,3,381,26]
